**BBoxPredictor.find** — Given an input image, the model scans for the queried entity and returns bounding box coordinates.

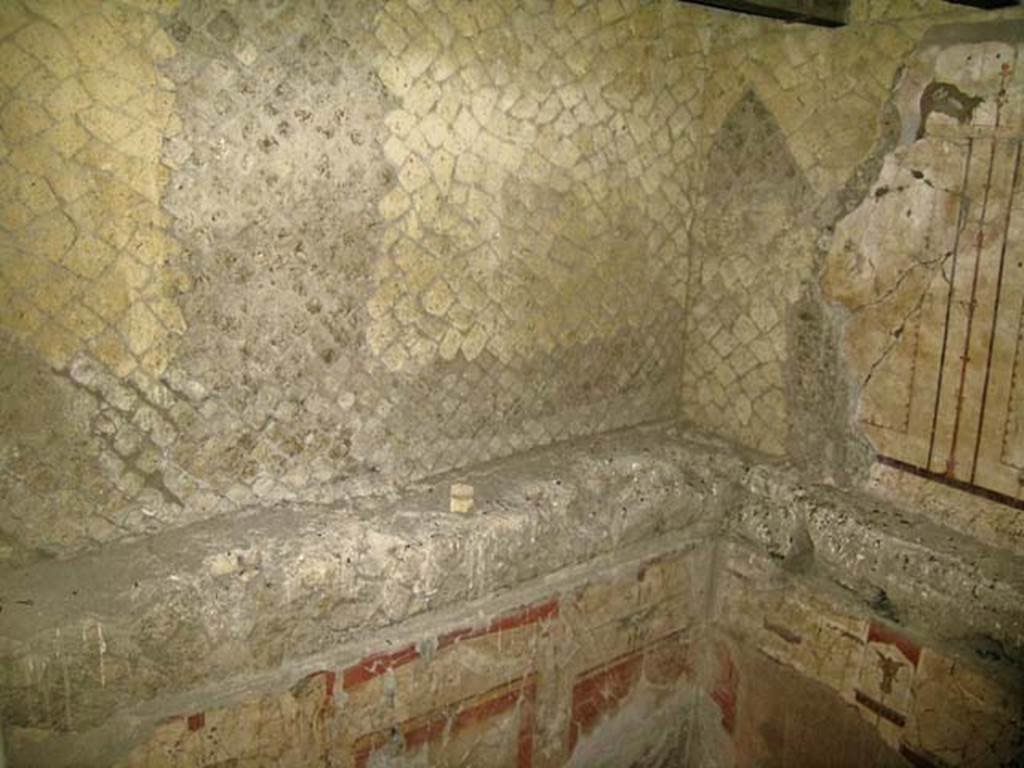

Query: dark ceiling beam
[942,0,1018,8]
[677,0,849,26]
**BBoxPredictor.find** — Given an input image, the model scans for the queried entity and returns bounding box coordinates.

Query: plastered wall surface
[683,0,922,460]
[687,6,1024,765]
[3,0,1019,558]
[0,0,709,564]
[0,425,722,742]
[0,0,185,562]
[681,0,1024,552]
[708,548,1024,767]
[826,26,1024,501]
[2,425,1021,766]
[164,0,706,515]
[3,0,1024,766]
[116,545,705,768]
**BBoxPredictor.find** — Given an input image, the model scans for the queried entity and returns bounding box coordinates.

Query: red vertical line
[971,140,1023,483]
[517,676,537,768]
[947,71,1011,476]
[948,142,998,473]
[1004,302,1024,481]
[927,138,975,468]
[902,177,941,434]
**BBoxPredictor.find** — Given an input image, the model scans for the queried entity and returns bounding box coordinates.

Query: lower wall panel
[11,525,1020,768]
[107,544,707,768]
[702,637,910,768]
[701,542,1024,768]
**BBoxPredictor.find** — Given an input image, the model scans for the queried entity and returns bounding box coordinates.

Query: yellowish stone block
[422,279,454,317]
[67,14,126,68]
[90,327,136,377]
[15,22,79,79]
[379,187,411,220]
[120,301,161,356]
[43,120,89,158]
[1,99,52,143]
[0,42,36,88]
[44,77,93,120]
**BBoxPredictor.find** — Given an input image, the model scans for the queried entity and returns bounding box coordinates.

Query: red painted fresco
[710,643,738,734]
[352,675,537,768]
[642,630,694,685]
[342,644,420,689]
[568,651,644,753]
[437,597,559,650]
[867,621,922,667]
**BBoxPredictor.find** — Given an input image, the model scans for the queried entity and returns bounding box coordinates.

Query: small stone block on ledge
[450,483,475,515]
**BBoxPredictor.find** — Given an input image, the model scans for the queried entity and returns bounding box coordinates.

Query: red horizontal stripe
[868,621,921,667]
[343,644,419,689]
[438,598,559,649]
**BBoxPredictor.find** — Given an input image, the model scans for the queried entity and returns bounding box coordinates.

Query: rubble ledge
[1,421,1022,760]
[0,423,725,736]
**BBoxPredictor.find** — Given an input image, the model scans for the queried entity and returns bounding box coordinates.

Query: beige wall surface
[0,0,709,562]
[2,0,1022,557]
[683,0,1024,547]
